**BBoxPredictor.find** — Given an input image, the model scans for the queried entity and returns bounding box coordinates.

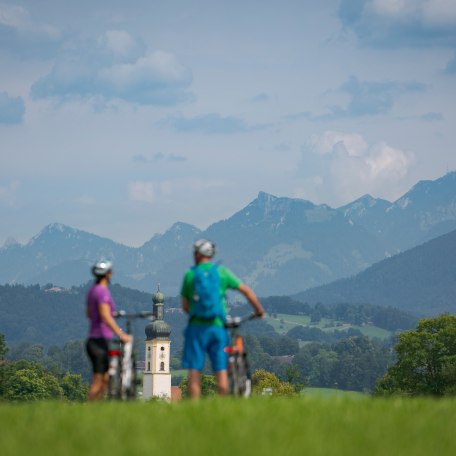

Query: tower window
[160,362,165,371]
[147,362,151,371]
[161,346,165,351]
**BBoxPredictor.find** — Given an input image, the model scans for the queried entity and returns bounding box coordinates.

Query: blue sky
[1,0,455,246]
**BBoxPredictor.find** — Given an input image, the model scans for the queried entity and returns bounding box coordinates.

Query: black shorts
[86,338,109,374]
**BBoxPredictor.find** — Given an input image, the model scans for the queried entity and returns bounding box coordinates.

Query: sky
[1,0,455,247]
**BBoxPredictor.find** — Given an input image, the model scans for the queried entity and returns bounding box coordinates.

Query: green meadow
[266,313,391,339]
[1,396,455,456]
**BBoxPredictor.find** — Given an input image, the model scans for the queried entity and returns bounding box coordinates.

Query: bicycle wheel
[107,349,121,399]
[125,357,137,400]
[108,372,120,399]
[236,353,251,398]
[120,340,134,400]
[227,353,239,396]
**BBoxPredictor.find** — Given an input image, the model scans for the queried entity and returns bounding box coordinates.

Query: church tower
[143,286,172,400]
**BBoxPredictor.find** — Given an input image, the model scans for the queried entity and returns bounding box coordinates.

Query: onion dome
[145,319,171,340]
[145,284,171,340]
[153,290,165,304]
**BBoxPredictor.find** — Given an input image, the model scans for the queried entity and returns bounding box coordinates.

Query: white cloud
[157,178,230,200]
[0,3,62,57]
[339,0,456,47]
[366,141,414,179]
[30,32,193,106]
[98,30,140,59]
[298,131,415,204]
[128,178,229,205]
[0,4,29,28]
[99,51,190,92]
[372,0,415,17]
[371,0,456,22]
[128,181,156,203]
[310,131,368,157]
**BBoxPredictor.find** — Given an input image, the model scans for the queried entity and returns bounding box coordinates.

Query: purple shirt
[87,284,115,339]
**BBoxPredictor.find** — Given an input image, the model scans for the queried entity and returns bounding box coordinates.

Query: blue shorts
[182,324,229,372]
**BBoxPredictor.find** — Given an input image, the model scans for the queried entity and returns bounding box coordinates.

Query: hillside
[0,282,417,353]
[0,283,185,351]
[294,228,456,316]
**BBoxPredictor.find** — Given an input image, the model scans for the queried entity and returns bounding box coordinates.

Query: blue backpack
[191,264,225,321]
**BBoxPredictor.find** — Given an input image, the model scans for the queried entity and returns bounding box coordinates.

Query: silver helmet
[91,259,113,277]
[193,239,216,258]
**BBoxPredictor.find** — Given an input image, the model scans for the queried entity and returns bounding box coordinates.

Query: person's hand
[120,332,132,344]
[255,309,265,318]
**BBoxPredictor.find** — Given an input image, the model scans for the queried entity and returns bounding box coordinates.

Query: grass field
[266,313,392,340]
[301,387,366,398]
[1,396,455,456]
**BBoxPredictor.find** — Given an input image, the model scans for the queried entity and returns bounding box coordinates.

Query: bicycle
[224,313,259,397]
[108,310,154,400]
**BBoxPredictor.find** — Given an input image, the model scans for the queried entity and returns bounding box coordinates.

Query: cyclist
[181,239,264,399]
[85,259,131,401]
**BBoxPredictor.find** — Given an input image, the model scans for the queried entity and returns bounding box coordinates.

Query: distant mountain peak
[253,191,317,207]
[167,221,200,232]
[255,191,278,204]
[405,171,456,194]
[28,223,84,246]
[1,237,20,249]
[338,194,392,224]
[242,192,280,217]
[358,194,375,203]
[42,222,74,233]
[164,222,202,240]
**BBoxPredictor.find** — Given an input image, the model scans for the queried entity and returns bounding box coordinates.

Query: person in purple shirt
[85,259,131,401]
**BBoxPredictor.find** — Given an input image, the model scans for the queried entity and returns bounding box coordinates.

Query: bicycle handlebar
[224,313,260,328]
[113,310,155,319]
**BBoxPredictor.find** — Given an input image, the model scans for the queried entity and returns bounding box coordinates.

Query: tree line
[259,297,418,331]
[2,283,453,399]
[0,335,87,402]
[2,313,455,400]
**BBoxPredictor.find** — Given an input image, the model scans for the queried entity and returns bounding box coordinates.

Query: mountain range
[294,227,456,316]
[1,172,456,296]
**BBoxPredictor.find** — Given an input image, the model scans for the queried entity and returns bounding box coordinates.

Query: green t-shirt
[180,262,242,327]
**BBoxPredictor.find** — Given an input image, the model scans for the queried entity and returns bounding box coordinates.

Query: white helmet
[91,259,113,277]
[193,239,216,258]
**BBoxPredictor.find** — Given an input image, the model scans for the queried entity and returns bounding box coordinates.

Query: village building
[142,287,172,400]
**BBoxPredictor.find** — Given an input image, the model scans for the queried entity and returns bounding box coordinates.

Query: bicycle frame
[108,310,154,400]
[224,313,258,397]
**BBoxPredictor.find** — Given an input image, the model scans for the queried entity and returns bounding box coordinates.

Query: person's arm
[182,297,190,314]
[181,270,192,315]
[99,303,132,343]
[237,283,265,317]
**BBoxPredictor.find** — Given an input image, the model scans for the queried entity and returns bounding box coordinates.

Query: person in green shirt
[181,239,264,399]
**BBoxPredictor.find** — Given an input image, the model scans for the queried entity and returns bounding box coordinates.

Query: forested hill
[1,283,419,393]
[0,283,418,349]
[294,228,456,316]
[0,283,182,348]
